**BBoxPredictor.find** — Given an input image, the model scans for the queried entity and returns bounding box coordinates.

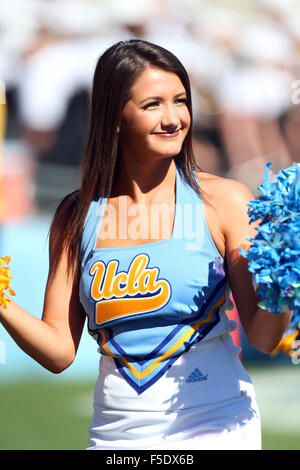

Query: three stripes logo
[186,367,208,383]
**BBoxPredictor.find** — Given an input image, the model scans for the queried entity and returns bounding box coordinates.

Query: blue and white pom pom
[239,162,300,355]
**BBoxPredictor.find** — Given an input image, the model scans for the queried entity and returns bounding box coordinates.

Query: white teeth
[153,129,180,136]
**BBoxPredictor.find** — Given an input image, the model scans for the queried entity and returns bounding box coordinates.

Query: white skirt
[87,332,261,450]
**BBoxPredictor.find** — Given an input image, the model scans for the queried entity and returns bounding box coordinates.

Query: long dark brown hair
[49,39,202,281]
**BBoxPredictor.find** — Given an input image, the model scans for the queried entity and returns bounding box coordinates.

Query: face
[119,67,191,164]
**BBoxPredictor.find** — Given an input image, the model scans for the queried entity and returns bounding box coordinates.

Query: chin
[152,144,184,158]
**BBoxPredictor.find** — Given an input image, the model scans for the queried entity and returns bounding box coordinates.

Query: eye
[142,101,160,110]
[175,98,187,105]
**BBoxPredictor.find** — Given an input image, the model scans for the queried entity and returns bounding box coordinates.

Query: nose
[161,104,181,131]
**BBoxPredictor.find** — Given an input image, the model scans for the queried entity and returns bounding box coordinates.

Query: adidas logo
[186,368,208,383]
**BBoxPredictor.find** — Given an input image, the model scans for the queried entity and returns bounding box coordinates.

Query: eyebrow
[138,92,187,106]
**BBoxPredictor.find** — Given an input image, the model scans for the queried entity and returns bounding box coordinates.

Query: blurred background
[1,0,300,450]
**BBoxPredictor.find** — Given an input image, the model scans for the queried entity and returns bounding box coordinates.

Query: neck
[113,157,177,204]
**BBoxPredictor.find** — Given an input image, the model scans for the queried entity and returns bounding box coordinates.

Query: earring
[117,126,120,134]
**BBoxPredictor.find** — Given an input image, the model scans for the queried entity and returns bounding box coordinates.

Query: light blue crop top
[79,163,235,394]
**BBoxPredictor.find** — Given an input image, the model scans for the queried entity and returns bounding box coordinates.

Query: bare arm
[221,180,292,354]
[0,200,86,373]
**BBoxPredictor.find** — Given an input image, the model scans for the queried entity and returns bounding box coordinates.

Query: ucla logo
[89,254,171,325]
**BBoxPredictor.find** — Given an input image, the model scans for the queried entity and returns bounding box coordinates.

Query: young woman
[0,40,292,450]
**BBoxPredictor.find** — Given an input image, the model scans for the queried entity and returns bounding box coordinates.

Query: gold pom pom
[0,256,15,308]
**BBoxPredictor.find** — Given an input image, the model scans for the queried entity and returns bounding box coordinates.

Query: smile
[153,130,180,138]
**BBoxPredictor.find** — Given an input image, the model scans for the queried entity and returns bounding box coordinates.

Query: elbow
[48,363,71,375]
[43,352,75,375]
[242,310,290,355]
[246,334,281,355]
[252,343,276,355]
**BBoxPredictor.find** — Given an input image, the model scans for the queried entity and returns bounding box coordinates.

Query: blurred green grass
[0,380,94,450]
[248,363,300,450]
[0,363,299,450]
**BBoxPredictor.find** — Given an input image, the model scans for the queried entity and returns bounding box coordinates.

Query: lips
[153,129,180,137]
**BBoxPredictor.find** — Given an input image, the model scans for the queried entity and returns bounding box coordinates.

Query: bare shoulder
[196,171,254,205]
[195,170,254,218]
[195,171,257,249]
